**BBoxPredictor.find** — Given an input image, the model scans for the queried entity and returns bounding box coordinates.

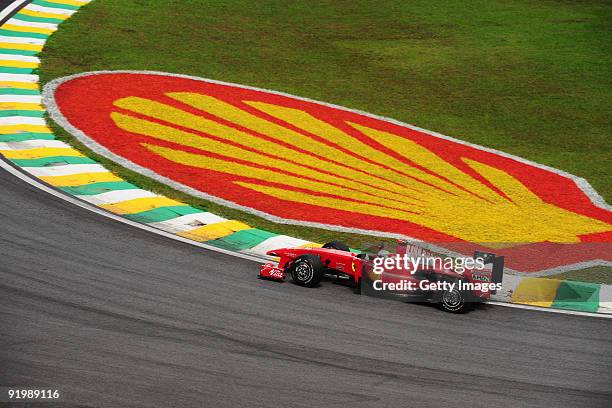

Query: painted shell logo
[45,71,611,273]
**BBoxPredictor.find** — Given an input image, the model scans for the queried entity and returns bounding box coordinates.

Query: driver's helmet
[377,249,391,257]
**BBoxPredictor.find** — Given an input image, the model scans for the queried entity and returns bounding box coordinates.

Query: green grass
[544,266,612,285]
[39,0,611,281]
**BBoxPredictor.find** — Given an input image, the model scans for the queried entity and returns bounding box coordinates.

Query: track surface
[1,166,612,408]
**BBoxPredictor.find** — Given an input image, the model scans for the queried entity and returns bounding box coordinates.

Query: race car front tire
[289,254,324,287]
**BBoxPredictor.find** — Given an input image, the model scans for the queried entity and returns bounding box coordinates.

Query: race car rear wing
[473,251,504,295]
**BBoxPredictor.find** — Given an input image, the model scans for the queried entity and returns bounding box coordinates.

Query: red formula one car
[259,240,504,313]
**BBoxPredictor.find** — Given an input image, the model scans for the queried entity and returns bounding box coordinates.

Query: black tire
[289,255,324,287]
[322,240,350,252]
[436,279,469,313]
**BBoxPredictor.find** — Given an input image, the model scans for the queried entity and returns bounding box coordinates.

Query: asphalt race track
[1,160,612,408]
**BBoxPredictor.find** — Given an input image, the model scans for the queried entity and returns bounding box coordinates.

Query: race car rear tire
[436,279,470,313]
[290,255,324,287]
[322,240,350,252]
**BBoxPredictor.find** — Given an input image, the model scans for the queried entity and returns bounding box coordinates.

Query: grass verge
[543,266,612,285]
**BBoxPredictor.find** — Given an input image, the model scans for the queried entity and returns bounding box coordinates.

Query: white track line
[0,53,41,62]
[24,4,75,15]
[0,0,30,23]
[23,163,108,176]
[0,35,45,45]
[0,94,42,103]
[1,157,609,318]
[0,140,68,149]
[5,18,58,30]
[0,117,45,127]
[486,301,612,319]
[0,73,38,82]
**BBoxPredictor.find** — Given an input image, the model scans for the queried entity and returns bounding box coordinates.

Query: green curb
[0,29,49,40]
[12,12,64,24]
[0,133,56,142]
[123,205,204,223]
[0,88,42,95]
[11,155,97,167]
[0,110,44,117]
[32,0,80,11]
[0,48,39,56]
[552,281,601,313]
[0,67,35,75]
[60,181,139,196]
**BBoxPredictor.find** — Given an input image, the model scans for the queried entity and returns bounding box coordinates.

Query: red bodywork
[259,246,365,281]
[259,243,499,301]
